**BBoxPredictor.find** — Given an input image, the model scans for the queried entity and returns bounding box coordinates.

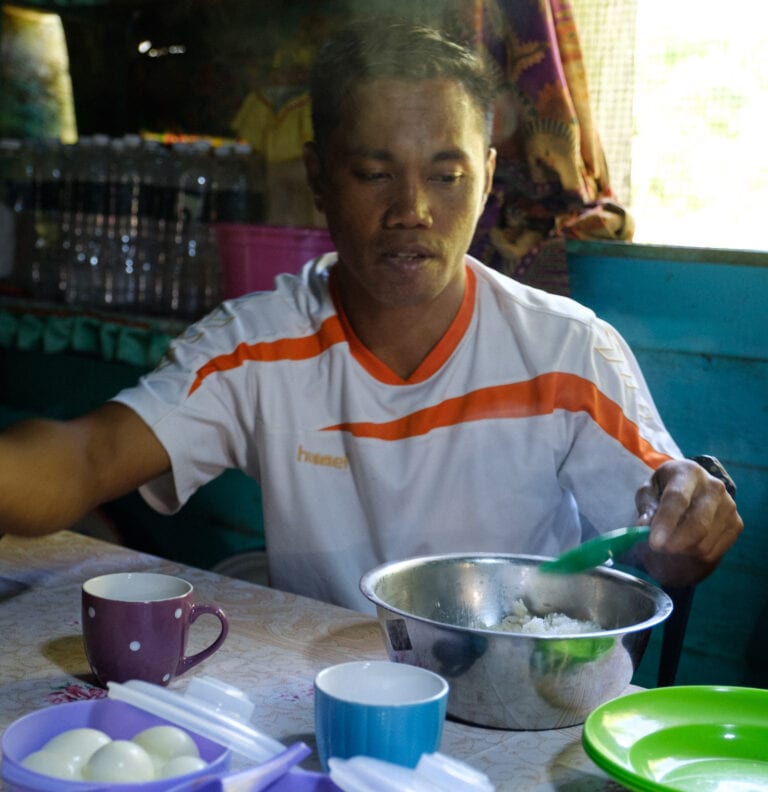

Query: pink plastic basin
[216,223,333,298]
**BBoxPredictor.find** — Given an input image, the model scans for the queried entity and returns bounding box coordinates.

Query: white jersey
[114,255,680,612]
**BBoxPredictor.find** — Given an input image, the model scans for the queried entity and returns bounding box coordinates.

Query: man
[0,22,741,612]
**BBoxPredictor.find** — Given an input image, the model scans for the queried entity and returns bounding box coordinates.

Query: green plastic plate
[583,686,768,791]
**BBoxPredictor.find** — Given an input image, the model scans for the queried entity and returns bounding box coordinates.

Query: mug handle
[175,604,229,677]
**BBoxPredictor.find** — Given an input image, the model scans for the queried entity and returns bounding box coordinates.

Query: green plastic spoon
[540,525,651,574]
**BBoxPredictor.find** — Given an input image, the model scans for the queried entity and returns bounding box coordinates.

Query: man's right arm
[0,401,171,536]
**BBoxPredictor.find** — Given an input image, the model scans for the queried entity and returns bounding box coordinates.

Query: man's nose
[384,179,433,228]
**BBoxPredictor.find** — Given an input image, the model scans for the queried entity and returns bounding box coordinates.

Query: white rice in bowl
[490,598,601,635]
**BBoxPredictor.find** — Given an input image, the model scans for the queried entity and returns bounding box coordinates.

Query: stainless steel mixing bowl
[360,553,673,730]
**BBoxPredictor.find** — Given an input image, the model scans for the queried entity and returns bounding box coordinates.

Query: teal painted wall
[0,301,265,571]
[567,240,768,688]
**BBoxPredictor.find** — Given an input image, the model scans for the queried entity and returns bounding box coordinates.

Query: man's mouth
[382,247,435,265]
[389,252,426,260]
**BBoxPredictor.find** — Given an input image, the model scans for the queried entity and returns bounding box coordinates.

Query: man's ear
[303,141,324,213]
[483,146,497,203]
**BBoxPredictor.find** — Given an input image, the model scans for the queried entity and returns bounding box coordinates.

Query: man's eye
[430,173,464,184]
[355,171,390,182]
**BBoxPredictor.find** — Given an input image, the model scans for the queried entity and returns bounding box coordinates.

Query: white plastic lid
[328,756,429,792]
[415,753,495,790]
[108,676,285,763]
[328,753,495,791]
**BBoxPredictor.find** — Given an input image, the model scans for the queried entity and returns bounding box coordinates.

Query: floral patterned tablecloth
[0,532,625,791]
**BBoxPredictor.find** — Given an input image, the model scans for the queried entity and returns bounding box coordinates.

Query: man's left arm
[634,457,743,587]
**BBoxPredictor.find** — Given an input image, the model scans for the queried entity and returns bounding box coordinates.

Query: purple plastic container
[267,769,342,791]
[1,699,230,791]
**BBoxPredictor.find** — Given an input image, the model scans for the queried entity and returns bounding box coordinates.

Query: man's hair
[309,19,498,150]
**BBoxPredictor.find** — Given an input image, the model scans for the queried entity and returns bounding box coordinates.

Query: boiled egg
[158,754,208,778]
[20,723,209,784]
[82,739,155,783]
[41,727,111,770]
[132,724,200,773]
[21,749,79,780]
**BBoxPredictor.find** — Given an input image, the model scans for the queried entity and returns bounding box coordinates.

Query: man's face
[308,78,496,312]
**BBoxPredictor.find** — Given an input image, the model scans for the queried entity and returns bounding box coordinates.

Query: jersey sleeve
[557,316,682,536]
[111,307,260,514]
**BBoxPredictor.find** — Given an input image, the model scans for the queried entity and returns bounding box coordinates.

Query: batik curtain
[472,0,634,294]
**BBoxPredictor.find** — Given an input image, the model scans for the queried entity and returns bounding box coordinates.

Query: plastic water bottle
[56,141,78,298]
[211,142,239,223]
[6,139,37,294]
[0,139,22,282]
[211,142,266,225]
[103,134,144,308]
[31,138,67,299]
[167,141,220,317]
[66,134,111,305]
[64,136,88,304]
[234,142,267,224]
[135,138,172,312]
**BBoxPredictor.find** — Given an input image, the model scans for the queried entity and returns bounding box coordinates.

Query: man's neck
[332,270,468,381]
[351,306,449,380]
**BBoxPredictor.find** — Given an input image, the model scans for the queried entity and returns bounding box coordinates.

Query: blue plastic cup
[314,660,449,771]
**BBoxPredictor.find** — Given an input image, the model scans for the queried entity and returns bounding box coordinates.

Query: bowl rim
[359,551,674,638]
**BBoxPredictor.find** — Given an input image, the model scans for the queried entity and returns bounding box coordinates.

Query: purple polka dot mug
[82,572,229,687]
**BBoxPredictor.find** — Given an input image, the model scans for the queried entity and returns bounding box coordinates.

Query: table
[0,531,626,791]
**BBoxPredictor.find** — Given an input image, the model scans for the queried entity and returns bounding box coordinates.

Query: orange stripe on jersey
[321,372,672,469]
[187,315,346,395]
[332,266,477,385]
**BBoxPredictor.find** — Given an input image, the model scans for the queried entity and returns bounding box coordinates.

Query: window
[574,0,768,251]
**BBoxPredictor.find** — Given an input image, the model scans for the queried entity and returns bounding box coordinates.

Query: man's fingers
[633,458,742,586]
[635,475,662,525]
[642,464,695,549]
[647,460,741,559]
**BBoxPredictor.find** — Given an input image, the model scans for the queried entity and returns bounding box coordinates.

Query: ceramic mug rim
[82,572,192,603]
[315,660,449,707]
